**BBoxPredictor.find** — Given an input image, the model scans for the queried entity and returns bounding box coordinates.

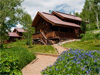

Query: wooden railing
[33,31,77,40]
[33,33,41,39]
[46,31,76,39]
[54,31,76,39]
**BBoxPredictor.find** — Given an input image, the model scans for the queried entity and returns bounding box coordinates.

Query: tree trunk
[96,13,99,29]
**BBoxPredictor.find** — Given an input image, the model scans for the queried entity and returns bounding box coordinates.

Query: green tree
[0,0,24,48]
[80,0,100,30]
[22,12,35,47]
[74,12,80,17]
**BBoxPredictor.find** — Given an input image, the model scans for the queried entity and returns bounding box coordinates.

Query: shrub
[0,54,22,75]
[81,31,100,41]
[81,29,100,41]
[41,49,100,75]
[0,47,36,74]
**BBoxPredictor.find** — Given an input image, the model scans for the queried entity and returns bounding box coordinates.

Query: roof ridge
[9,32,17,33]
[41,12,54,16]
[54,11,80,18]
[16,28,23,29]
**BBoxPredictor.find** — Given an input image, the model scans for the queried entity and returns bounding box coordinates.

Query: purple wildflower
[86,71,89,74]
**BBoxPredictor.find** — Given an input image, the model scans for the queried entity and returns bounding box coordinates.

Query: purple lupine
[86,71,89,74]
[77,61,80,64]
[82,67,85,70]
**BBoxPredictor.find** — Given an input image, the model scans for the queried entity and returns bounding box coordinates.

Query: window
[69,28,74,33]
[52,26,59,31]
[60,27,69,32]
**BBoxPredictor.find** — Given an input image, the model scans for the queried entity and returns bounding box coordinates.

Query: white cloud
[16,24,23,28]
[12,0,85,29]
[22,0,85,19]
[11,24,23,32]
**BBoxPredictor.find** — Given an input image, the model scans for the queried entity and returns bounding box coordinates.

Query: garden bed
[41,49,100,74]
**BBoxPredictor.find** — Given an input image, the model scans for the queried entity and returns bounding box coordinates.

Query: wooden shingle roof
[8,32,21,37]
[32,12,81,28]
[14,28,25,32]
[52,11,82,21]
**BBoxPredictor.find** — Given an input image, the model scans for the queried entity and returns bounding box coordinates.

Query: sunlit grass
[5,39,58,54]
[62,39,100,50]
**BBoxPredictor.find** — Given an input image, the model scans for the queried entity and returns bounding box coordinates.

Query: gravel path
[53,44,68,54]
[22,55,57,75]
[22,45,68,75]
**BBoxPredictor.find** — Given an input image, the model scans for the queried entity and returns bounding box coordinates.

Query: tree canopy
[22,12,35,47]
[80,0,100,30]
[0,0,30,46]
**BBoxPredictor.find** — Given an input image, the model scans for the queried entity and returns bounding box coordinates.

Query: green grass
[62,40,100,50]
[5,40,58,54]
[27,45,57,54]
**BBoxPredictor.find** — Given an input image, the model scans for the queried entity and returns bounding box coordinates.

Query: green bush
[81,31,100,41]
[0,55,22,75]
[0,47,36,74]
[41,49,100,75]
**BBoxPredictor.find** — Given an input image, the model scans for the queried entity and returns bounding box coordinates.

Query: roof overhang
[32,12,81,28]
[52,11,82,22]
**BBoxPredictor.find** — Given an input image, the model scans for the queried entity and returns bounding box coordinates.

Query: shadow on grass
[95,45,100,47]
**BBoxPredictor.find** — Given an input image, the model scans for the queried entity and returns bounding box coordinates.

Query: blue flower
[49,69,52,71]
[56,68,59,71]
[82,67,85,70]
[41,70,44,72]
[86,71,89,74]
[74,57,77,61]
[49,65,52,67]
[77,62,80,64]
[64,65,67,68]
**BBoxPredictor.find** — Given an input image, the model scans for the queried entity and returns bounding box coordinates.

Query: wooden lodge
[13,28,25,36]
[7,32,21,43]
[32,11,82,45]
[7,28,25,43]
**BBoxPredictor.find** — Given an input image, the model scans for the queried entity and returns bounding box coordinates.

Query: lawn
[6,40,58,54]
[62,39,100,50]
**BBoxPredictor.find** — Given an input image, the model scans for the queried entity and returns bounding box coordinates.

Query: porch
[33,31,77,40]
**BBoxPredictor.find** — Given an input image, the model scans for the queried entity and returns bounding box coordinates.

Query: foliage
[0,0,30,47]
[81,31,100,41]
[0,54,22,75]
[62,40,100,51]
[80,21,87,32]
[80,0,100,30]
[22,12,35,47]
[0,47,36,74]
[41,49,100,75]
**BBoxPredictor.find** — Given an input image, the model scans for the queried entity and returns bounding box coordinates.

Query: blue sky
[12,0,85,31]
[22,0,85,19]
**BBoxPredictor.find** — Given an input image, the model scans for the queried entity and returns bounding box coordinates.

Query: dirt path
[22,55,57,75]
[22,45,68,75]
[53,44,68,54]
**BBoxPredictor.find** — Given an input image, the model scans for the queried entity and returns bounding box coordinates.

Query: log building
[7,28,25,43]
[32,11,82,45]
